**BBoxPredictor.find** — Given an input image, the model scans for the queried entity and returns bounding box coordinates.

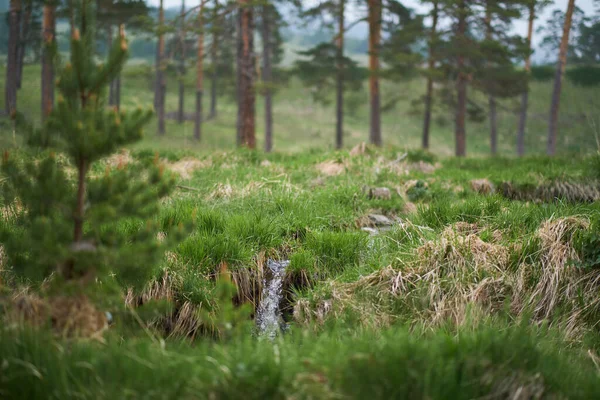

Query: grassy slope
[1,63,599,155]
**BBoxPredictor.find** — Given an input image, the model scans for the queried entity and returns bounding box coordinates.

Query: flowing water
[256,259,290,339]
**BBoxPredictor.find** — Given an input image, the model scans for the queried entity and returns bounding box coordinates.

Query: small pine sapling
[0,2,187,312]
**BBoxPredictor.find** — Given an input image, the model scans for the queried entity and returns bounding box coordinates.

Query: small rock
[470,179,495,195]
[368,187,392,200]
[260,160,272,167]
[368,214,394,227]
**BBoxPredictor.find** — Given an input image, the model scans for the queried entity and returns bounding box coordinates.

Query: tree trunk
[547,0,575,156]
[5,0,21,115]
[178,0,186,124]
[115,75,121,110]
[335,0,345,150]
[262,4,273,152]
[485,2,497,155]
[517,3,535,157]
[455,0,467,157]
[422,0,438,150]
[108,25,117,106]
[209,0,219,119]
[16,1,32,90]
[74,159,88,243]
[237,0,256,149]
[156,0,166,135]
[41,2,55,121]
[236,9,243,146]
[194,1,205,141]
[368,0,382,147]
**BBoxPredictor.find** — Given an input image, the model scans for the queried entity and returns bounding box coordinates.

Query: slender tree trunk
[16,1,32,90]
[368,0,382,146]
[422,0,438,150]
[236,9,243,145]
[41,2,55,121]
[517,3,535,157]
[485,2,497,155]
[5,0,21,115]
[156,0,166,135]
[73,159,88,243]
[335,0,345,150]
[547,0,576,156]
[194,1,205,140]
[262,4,273,152]
[108,25,117,106]
[178,0,186,124]
[115,75,121,110]
[209,0,219,119]
[455,0,467,157]
[238,0,256,148]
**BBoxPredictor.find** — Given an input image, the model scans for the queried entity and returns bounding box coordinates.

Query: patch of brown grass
[316,160,346,176]
[167,157,212,180]
[296,218,599,337]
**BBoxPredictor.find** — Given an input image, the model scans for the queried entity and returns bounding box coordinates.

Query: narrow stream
[256,259,290,339]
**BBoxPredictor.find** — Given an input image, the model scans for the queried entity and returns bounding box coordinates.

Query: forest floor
[2,64,600,398]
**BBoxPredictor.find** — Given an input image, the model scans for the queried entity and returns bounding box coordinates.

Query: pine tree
[422,0,439,150]
[547,0,577,156]
[237,0,256,149]
[177,0,186,124]
[368,0,382,146]
[517,0,551,157]
[156,0,167,135]
[434,0,526,156]
[5,0,21,115]
[0,2,183,306]
[96,0,150,110]
[299,0,353,149]
[194,0,206,141]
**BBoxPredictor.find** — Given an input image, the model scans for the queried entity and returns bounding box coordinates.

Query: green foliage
[530,65,555,82]
[0,2,184,301]
[294,43,366,106]
[304,231,367,277]
[566,65,600,87]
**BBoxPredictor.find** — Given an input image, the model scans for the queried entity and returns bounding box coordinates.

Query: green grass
[3,62,600,399]
[1,322,599,400]
[2,63,600,155]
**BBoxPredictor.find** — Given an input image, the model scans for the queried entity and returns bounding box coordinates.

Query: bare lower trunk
[115,76,121,110]
[455,0,467,157]
[422,1,438,150]
[489,96,497,155]
[262,4,273,152]
[41,3,55,121]
[108,26,117,106]
[368,0,382,147]
[485,2,497,155]
[236,10,243,146]
[5,0,21,114]
[16,2,32,90]
[194,1,205,141]
[238,0,256,149]
[335,0,345,150]
[74,159,88,243]
[517,3,535,157]
[177,0,186,124]
[547,0,576,156]
[157,0,166,135]
[209,0,219,119]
